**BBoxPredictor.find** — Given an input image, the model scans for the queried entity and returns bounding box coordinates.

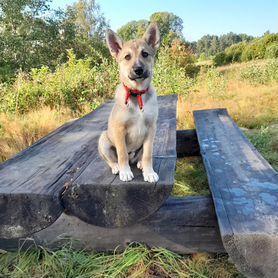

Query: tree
[0,0,55,72]
[150,12,183,44]
[117,20,148,41]
[0,0,110,80]
[65,0,108,40]
[117,12,183,45]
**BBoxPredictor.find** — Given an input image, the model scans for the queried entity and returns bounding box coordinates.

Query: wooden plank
[0,196,225,254]
[176,129,200,157]
[194,109,278,278]
[63,95,177,227]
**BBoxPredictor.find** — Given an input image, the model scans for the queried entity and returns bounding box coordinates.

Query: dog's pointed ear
[106,29,123,58]
[143,23,160,51]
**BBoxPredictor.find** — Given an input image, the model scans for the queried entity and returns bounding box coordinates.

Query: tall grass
[0,244,241,278]
[0,108,73,162]
[177,60,278,129]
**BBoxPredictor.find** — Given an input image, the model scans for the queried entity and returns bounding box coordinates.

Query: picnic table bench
[0,96,277,278]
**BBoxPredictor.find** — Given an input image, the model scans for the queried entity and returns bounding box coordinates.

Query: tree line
[0,0,277,83]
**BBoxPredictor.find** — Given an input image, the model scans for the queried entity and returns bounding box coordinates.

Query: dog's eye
[142,51,149,58]
[124,54,131,60]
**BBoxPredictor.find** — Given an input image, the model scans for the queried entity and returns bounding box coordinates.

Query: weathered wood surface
[0,96,177,238]
[62,95,177,227]
[176,129,200,157]
[194,109,278,278]
[0,196,225,254]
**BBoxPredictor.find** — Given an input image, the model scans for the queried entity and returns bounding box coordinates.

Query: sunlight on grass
[0,244,242,278]
[0,107,74,162]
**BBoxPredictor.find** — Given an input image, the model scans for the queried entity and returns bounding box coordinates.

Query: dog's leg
[98,131,119,174]
[141,124,159,183]
[113,127,134,182]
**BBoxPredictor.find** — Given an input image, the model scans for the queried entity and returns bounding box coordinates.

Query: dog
[98,23,160,183]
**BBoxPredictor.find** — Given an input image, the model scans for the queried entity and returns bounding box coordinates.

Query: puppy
[98,23,160,183]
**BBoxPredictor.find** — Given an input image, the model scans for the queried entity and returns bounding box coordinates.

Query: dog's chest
[126,107,155,151]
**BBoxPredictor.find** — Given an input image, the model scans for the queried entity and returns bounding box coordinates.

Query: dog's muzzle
[128,69,149,81]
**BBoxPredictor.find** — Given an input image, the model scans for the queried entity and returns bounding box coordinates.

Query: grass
[0,108,76,163]
[0,244,242,278]
[173,157,209,197]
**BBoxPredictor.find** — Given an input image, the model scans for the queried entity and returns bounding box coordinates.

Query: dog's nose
[133,67,144,76]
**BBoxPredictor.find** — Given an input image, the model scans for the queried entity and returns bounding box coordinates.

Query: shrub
[0,50,119,113]
[215,33,278,65]
[203,67,227,99]
[213,52,227,66]
[153,47,196,95]
[265,43,278,59]
[240,59,278,85]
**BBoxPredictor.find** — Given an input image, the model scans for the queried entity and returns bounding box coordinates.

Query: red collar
[123,83,148,110]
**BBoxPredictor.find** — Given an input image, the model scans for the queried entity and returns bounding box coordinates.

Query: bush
[215,33,278,65]
[213,52,227,66]
[153,47,196,95]
[0,50,119,113]
[265,43,278,59]
[240,59,278,85]
[203,67,227,99]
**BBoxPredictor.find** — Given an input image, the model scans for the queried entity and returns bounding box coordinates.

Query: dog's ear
[143,23,160,51]
[106,29,123,58]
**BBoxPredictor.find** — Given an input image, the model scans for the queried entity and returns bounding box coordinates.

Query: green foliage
[202,67,227,99]
[0,50,118,113]
[0,0,109,79]
[195,32,254,56]
[150,12,183,45]
[213,52,227,66]
[264,42,278,59]
[245,126,278,171]
[153,47,196,95]
[198,52,208,62]
[117,20,148,41]
[117,12,183,45]
[240,59,278,85]
[213,34,278,66]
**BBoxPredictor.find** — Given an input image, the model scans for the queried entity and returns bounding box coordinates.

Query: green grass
[173,157,209,197]
[244,125,278,171]
[0,244,241,278]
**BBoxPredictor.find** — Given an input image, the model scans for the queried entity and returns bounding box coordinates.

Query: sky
[51,0,278,41]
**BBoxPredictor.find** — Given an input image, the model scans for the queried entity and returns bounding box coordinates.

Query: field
[0,59,277,277]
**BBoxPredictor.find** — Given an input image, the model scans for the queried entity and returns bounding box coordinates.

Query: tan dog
[98,23,160,183]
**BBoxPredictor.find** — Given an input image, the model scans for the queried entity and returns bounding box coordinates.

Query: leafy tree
[61,0,109,62]
[0,0,110,81]
[118,20,148,41]
[117,12,183,45]
[0,0,56,73]
[149,12,183,44]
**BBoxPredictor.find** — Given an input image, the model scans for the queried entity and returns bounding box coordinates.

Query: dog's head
[106,23,160,89]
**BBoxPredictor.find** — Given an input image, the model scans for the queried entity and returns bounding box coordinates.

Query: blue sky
[51,0,278,41]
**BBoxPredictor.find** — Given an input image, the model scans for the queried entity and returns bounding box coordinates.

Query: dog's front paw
[143,170,159,183]
[119,168,134,182]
